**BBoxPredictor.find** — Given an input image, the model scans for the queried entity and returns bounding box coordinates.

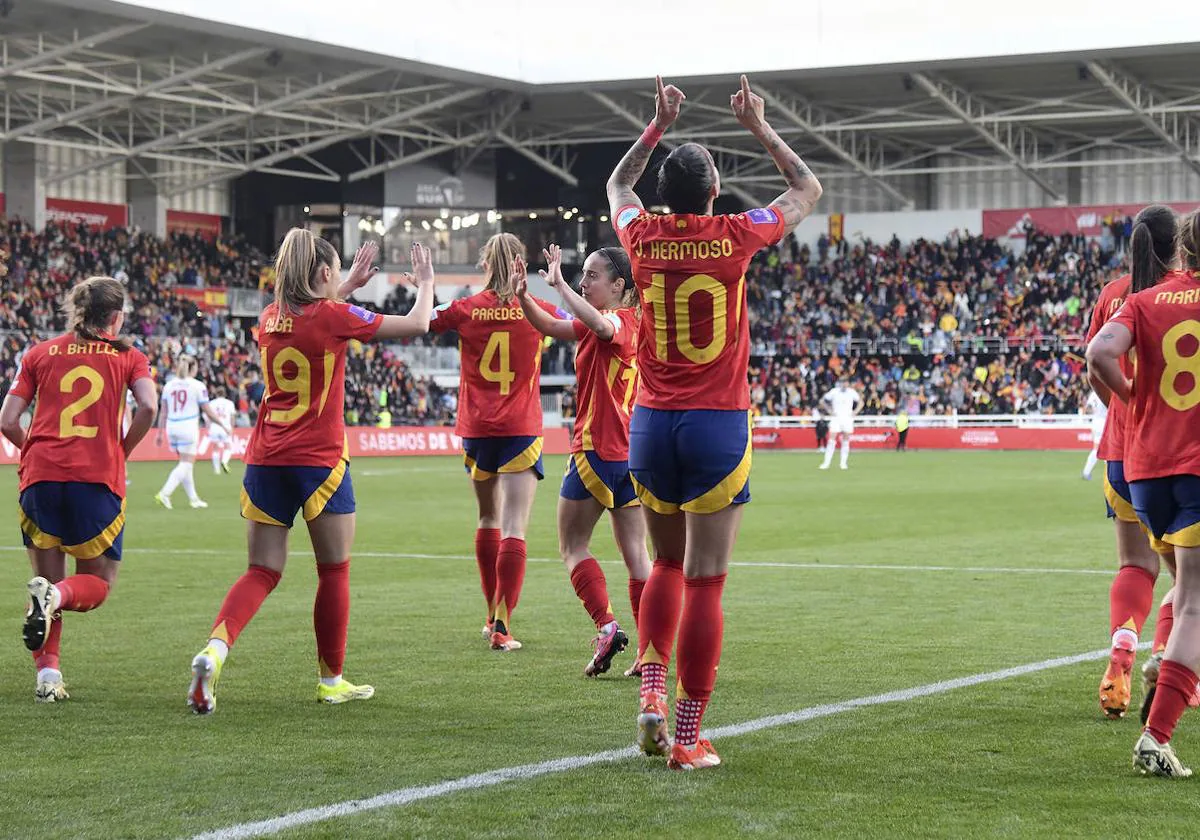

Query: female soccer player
[515,243,651,677]
[154,355,231,509]
[428,233,560,652]
[607,74,821,769]
[1087,208,1200,778]
[2,276,157,702]
[187,237,434,714]
[1086,205,1178,720]
[207,385,238,474]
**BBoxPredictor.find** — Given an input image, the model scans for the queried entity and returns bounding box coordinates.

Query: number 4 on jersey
[480,331,515,395]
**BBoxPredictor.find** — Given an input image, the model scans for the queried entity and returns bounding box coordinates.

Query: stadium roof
[3,0,1200,208]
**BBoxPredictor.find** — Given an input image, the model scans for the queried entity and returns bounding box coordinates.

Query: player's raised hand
[731,74,766,134]
[410,242,435,286]
[539,244,565,291]
[344,241,380,291]
[654,76,686,130]
[512,256,530,298]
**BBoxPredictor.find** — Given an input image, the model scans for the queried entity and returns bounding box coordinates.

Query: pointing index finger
[656,75,666,100]
[740,74,752,102]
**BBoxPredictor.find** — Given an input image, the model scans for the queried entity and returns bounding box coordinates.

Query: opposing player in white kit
[154,356,231,509]
[819,378,862,471]
[1082,389,1107,481]
[206,386,237,475]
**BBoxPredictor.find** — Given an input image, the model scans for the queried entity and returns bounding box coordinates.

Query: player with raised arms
[1086,205,1179,721]
[1087,208,1200,777]
[607,75,821,769]
[207,385,237,474]
[2,276,158,702]
[515,243,651,677]
[186,237,435,714]
[154,355,231,509]
[429,233,560,652]
[818,377,863,470]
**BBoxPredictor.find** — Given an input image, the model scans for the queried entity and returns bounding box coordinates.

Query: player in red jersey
[1,276,157,702]
[186,235,435,714]
[608,75,821,769]
[1086,206,1179,721]
[515,243,651,677]
[429,233,560,651]
[1088,209,1200,777]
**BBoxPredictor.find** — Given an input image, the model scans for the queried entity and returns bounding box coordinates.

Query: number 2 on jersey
[1159,319,1200,411]
[480,331,515,395]
[59,365,104,439]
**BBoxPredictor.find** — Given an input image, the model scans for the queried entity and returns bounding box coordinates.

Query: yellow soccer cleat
[155,492,173,510]
[188,646,223,715]
[1133,731,1192,778]
[316,678,375,704]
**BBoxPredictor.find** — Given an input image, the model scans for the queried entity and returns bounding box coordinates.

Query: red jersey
[430,290,558,438]
[245,299,381,468]
[614,205,785,410]
[1111,271,1200,481]
[571,308,639,460]
[10,334,152,496]
[1087,274,1132,461]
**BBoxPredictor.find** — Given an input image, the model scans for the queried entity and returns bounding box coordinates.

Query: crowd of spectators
[0,215,1115,422]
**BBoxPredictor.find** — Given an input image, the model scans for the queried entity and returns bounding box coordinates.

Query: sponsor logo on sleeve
[616,207,641,230]
[348,304,377,324]
[746,207,779,225]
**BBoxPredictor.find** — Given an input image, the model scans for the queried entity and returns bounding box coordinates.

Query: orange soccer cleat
[668,738,722,771]
[490,629,522,651]
[1100,644,1135,720]
[637,691,670,756]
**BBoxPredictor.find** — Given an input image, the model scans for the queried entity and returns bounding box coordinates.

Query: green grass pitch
[0,450,1194,839]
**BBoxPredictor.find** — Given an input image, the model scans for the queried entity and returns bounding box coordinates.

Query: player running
[1081,389,1106,481]
[515,243,651,677]
[1086,205,1179,720]
[608,74,821,769]
[1087,208,1200,777]
[186,237,434,715]
[1,276,157,702]
[207,385,237,474]
[429,232,560,652]
[819,378,863,470]
[154,355,231,509]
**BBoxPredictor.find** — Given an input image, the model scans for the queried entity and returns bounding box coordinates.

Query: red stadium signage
[167,210,223,241]
[983,202,1200,240]
[45,198,128,230]
[751,426,1093,451]
[0,192,5,217]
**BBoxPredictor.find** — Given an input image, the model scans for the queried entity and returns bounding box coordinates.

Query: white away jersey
[162,377,209,426]
[207,396,235,430]
[1085,390,1107,422]
[823,387,861,420]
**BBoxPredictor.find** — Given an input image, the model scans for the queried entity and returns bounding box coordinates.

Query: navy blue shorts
[560,451,638,509]
[1104,460,1138,522]
[241,462,356,528]
[1131,475,1200,548]
[19,482,125,561]
[462,436,544,481]
[628,407,752,514]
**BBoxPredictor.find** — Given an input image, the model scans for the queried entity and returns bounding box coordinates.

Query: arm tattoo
[611,140,655,190]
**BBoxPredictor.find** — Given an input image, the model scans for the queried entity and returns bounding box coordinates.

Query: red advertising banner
[751,426,1093,451]
[983,202,1200,240]
[173,286,229,312]
[167,210,222,241]
[0,192,6,217]
[45,198,128,230]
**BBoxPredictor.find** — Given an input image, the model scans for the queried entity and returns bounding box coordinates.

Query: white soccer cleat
[819,463,831,471]
[1133,731,1192,778]
[155,492,173,510]
[23,577,57,651]
[189,499,209,509]
[35,672,69,703]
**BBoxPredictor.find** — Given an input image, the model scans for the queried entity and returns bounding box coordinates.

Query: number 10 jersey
[9,334,152,496]
[614,206,785,411]
[246,299,382,468]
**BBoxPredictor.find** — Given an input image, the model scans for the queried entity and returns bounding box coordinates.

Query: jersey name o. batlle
[10,334,152,496]
[614,206,785,410]
[1086,274,1131,461]
[571,308,639,460]
[1111,270,1200,481]
[430,289,558,438]
[245,299,381,468]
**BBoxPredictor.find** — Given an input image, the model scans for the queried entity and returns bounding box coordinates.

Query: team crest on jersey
[616,207,641,230]
[348,305,377,324]
[746,207,779,225]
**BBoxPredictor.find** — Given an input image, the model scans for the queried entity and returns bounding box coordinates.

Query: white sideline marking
[188,645,1131,840]
[0,545,1111,576]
